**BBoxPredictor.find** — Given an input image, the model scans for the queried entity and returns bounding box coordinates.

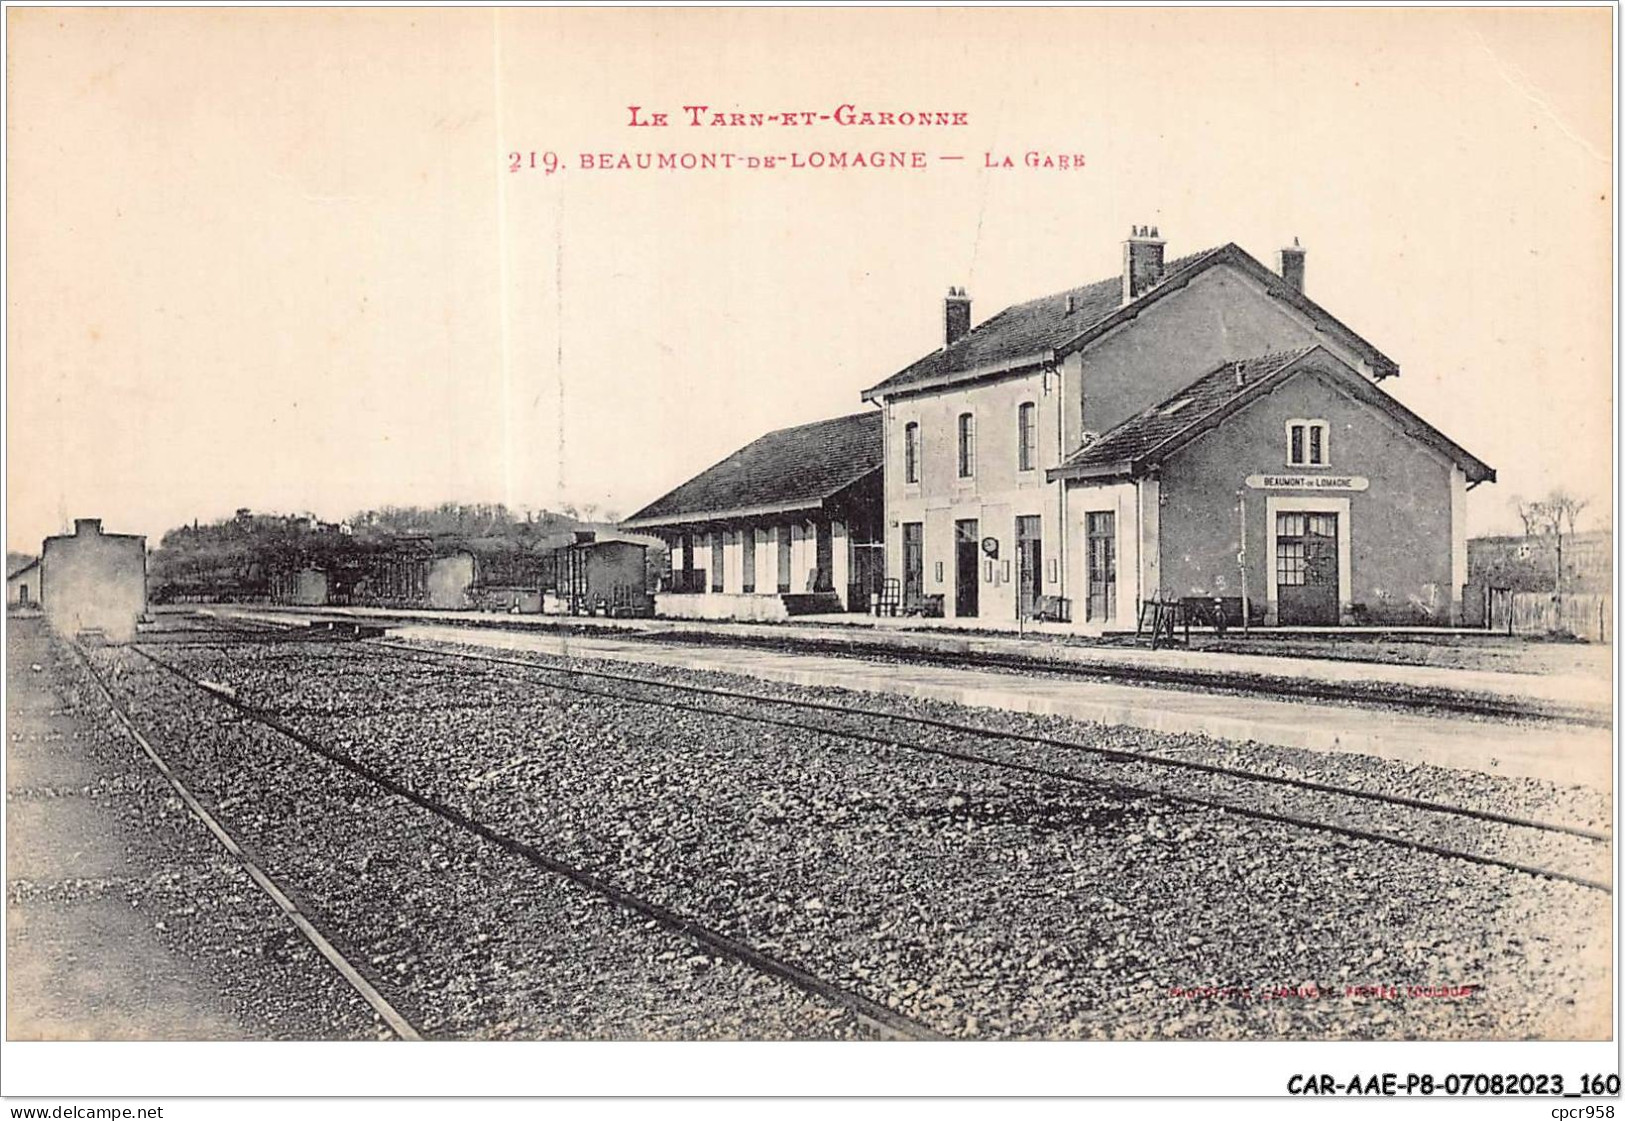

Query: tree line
[149,503,608,597]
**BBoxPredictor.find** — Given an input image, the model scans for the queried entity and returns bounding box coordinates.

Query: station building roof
[621,411,883,531]
[1048,346,1494,485]
[861,242,1399,401]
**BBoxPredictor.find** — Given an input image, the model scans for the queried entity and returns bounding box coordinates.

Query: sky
[6,7,1614,553]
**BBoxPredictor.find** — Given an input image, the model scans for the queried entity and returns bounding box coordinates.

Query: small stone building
[8,559,41,607]
[39,518,148,642]
[1462,529,1612,633]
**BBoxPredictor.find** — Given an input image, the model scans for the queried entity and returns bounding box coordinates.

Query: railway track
[67,640,425,1042]
[115,639,944,1043]
[352,637,1612,894]
[135,617,1616,892]
[139,615,1617,889]
[90,617,1613,1043]
[203,607,1610,727]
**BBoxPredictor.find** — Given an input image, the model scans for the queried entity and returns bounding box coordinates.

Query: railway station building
[1047,346,1494,627]
[861,231,1494,629]
[621,411,885,620]
[623,229,1493,630]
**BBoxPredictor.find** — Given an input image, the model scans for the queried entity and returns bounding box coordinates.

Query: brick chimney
[1278,237,1306,294]
[74,518,103,537]
[1122,225,1166,303]
[944,287,972,346]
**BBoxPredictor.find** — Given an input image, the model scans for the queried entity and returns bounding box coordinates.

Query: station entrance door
[1015,516,1042,619]
[1276,511,1339,625]
[954,519,979,619]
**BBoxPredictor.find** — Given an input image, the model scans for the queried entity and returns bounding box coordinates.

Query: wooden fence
[1507,592,1612,643]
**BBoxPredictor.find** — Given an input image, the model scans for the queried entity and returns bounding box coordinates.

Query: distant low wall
[1510,592,1611,643]
[654,592,788,622]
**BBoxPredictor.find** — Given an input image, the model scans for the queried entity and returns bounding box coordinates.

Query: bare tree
[1522,490,1591,601]
[1552,491,1590,537]
[1512,496,1542,536]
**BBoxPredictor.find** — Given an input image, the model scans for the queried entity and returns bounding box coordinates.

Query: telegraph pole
[1238,489,1250,637]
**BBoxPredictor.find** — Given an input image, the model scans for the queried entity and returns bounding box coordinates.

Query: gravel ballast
[89,625,1615,1041]
[372,644,1609,886]
[85,644,876,1040]
[8,624,389,1040]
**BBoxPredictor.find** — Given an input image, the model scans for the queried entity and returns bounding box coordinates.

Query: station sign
[1245,474,1369,492]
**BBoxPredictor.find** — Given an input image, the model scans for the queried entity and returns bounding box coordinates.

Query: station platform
[6,619,379,1039]
[197,603,1613,721]
[8,647,240,1038]
[215,607,1615,793]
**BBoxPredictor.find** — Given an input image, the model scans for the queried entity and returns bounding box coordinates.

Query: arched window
[957,412,976,478]
[904,421,920,484]
[1017,402,1037,471]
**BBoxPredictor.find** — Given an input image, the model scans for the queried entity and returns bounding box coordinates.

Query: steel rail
[128,644,944,1042]
[371,639,1613,844]
[358,639,1611,894]
[215,606,1610,727]
[69,641,424,1041]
